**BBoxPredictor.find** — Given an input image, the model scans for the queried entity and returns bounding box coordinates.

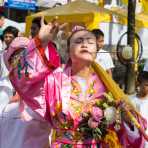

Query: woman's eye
[75,39,82,44]
[87,39,95,44]
[74,39,95,44]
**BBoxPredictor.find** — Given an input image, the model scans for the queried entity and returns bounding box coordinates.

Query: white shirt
[95,49,114,70]
[144,60,148,72]
[0,52,14,113]
[0,40,3,52]
[0,41,7,53]
[0,51,10,78]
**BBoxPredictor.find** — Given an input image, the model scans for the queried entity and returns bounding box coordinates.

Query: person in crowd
[31,17,47,38]
[30,17,60,63]
[0,22,57,147]
[0,26,19,147]
[2,26,19,50]
[130,71,148,147]
[92,29,114,76]
[55,30,68,63]
[0,26,19,112]
[5,18,147,147]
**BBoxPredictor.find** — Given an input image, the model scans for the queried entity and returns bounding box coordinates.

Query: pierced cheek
[94,53,97,59]
[89,47,97,56]
[92,53,97,60]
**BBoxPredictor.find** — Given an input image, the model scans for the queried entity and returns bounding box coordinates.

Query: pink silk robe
[8,38,145,147]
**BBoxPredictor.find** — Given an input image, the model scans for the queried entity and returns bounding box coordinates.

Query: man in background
[31,17,47,38]
[2,26,19,50]
[0,26,19,112]
[92,29,114,76]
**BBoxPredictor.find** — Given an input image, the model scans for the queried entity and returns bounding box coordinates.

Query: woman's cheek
[92,53,97,59]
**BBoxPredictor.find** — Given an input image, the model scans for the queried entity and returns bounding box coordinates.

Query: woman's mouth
[80,50,95,55]
[80,49,90,53]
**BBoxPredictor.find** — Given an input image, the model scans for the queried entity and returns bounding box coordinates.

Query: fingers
[59,23,68,30]
[51,16,59,24]
[44,16,58,32]
[39,15,68,41]
[41,16,45,27]
[41,16,68,31]
[42,16,68,33]
[50,17,60,34]
[52,17,59,29]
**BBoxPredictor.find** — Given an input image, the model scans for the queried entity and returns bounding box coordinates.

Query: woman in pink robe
[5,21,146,147]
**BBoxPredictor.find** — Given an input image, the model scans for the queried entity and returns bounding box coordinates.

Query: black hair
[137,71,148,83]
[32,17,47,29]
[91,29,104,39]
[3,26,19,38]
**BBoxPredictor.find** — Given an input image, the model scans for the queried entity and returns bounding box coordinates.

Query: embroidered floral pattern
[70,78,96,118]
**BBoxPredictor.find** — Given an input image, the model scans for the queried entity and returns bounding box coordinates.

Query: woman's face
[69,30,97,64]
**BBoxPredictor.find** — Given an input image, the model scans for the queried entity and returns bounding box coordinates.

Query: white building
[37,0,67,8]
[36,0,122,8]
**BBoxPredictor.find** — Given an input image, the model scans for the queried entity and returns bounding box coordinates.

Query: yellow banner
[142,0,148,12]
[122,0,148,13]
[98,0,104,7]
[122,0,128,5]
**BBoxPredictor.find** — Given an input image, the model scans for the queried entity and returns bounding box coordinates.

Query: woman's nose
[81,42,88,48]
[81,39,89,45]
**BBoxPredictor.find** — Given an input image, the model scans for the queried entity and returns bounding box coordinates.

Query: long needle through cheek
[90,51,119,53]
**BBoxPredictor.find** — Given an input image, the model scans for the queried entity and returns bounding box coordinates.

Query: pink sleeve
[9,38,60,118]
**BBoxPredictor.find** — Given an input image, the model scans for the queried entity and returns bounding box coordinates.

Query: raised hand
[38,16,59,46]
